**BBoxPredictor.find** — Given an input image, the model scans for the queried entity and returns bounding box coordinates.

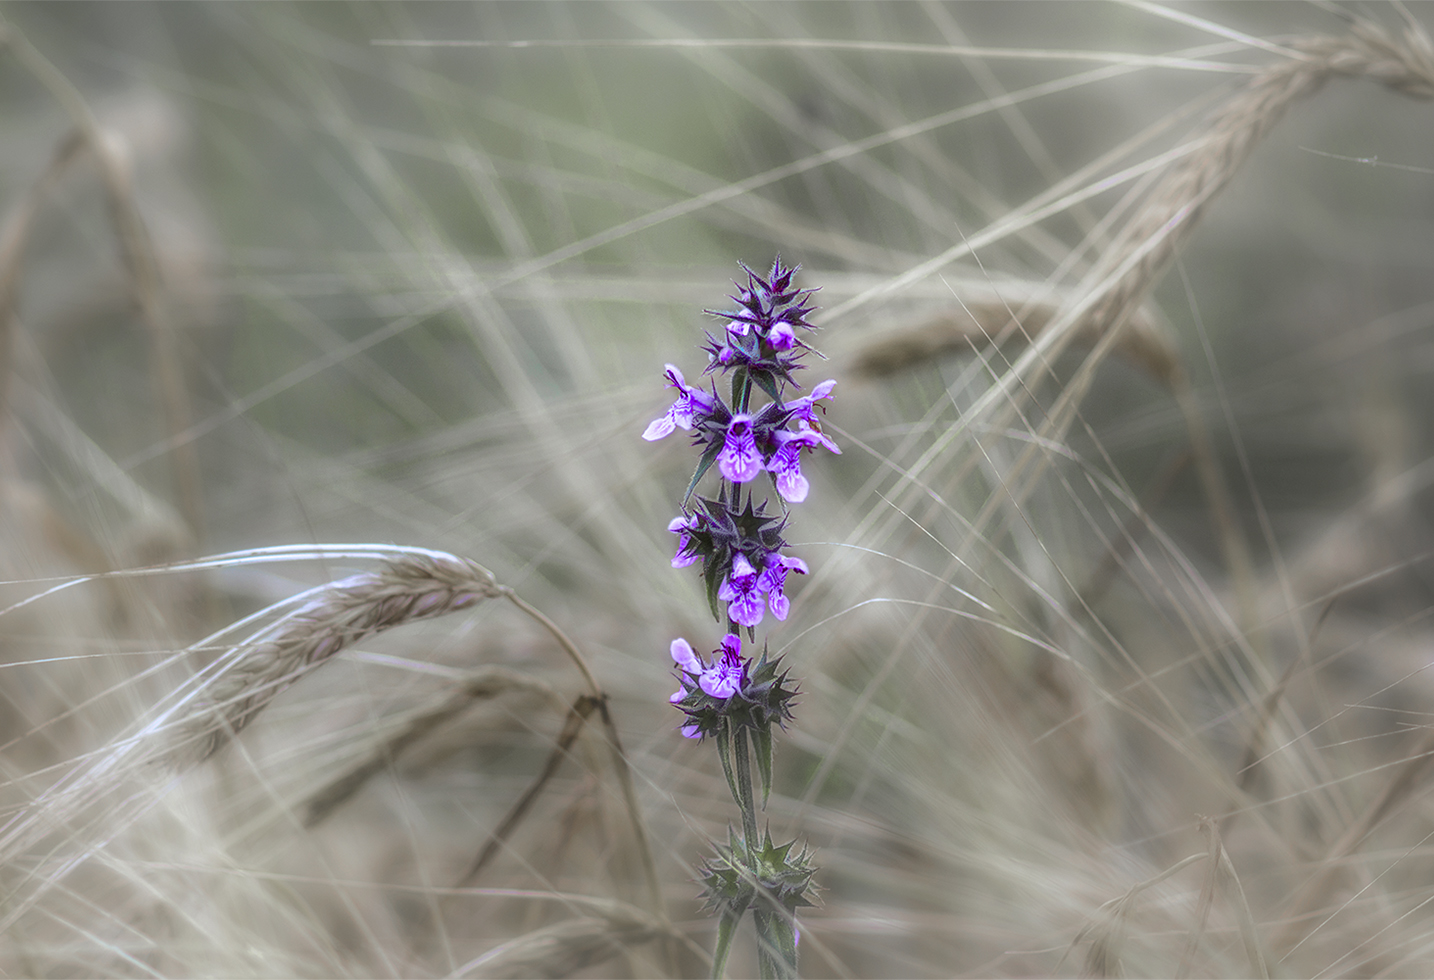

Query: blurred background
[3,2,1434,976]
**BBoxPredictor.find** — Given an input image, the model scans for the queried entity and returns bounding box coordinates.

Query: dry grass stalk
[1058,852,1206,978]
[450,897,670,979]
[847,290,1181,387]
[0,129,85,451]
[0,17,204,535]
[1079,19,1434,348]
[912,18,1434,685]
[167,552,504,767]
[301,664,565,827]
[850,18,1434,514]
[1274,725,1434,955]
[1197,815,1268,980]
[456,693,601,889]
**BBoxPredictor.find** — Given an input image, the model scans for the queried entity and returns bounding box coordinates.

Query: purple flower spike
[718,414,763,483]
[783,379,837,424]
[759,554,809,621]
[643,365,715,441]
[700,633,746,698]
[719,553,766,627]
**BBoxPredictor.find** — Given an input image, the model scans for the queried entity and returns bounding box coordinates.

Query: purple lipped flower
[643,365,716,441]
[767,320,797,351]
[726,318,751,338]
[668,514,700,568]
[765,428,823,503]
[718,552,766,627]
[766,421,840,503]
[782,379,837,425]
[671,634,749,737]
[758,554,809,621]
[717,414,763,483]
[701,633,746,698]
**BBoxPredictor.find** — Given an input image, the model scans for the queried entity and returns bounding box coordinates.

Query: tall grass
[3,2,1434,975]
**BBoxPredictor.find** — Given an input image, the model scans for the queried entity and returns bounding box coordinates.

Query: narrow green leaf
[733,726,758,848]
[706,561,724,623]
[753,726,774,809]
[752,370,782,404]
[683,448,719,507]
[716,722,741,808]
[710,905,743,980]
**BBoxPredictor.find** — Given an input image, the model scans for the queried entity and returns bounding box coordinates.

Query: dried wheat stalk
[167,552,504,766]
[450,897,671,979]
[301,664,564,826]
[0,18,204,533]
[1081,19,1433,342]
[871,17,1434,469]
[934,17,1434,654]
[848,290,1181,386]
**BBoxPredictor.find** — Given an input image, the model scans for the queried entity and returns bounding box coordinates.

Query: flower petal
[670,637,703,673]
[717,415,763,483]
[765,436,812,503]
[768,320,796,350]
[642,412,676,441]
[727,589,765,628]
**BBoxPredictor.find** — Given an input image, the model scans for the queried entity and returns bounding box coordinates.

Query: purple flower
[767,320,797,351]
[758,554,809,621]
[726,318,751,338]
[765,429,822,503]
[717,414,763,483]
[670,634,748,737]
[765,421,840,503]
[671,639,700,704]
[702,633,746,698]
[782,379,837,425]
[718,553,766,627]
[643,365,716,441]
[668,514,699,568]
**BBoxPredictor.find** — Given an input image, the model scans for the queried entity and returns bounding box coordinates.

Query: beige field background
[3,2,1434,976]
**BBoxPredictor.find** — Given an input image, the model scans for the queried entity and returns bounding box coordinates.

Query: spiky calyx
[698,825,819,920]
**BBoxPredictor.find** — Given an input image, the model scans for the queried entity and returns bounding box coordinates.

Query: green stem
[753,908,798,979]
[734,371,753,414]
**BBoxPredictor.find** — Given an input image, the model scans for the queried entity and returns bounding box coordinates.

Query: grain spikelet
[847,289,1180,386]
[167,553,504,766]
[1082,18,1434,342]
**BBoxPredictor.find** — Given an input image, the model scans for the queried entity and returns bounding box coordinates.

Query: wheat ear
[167,552,504,766]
